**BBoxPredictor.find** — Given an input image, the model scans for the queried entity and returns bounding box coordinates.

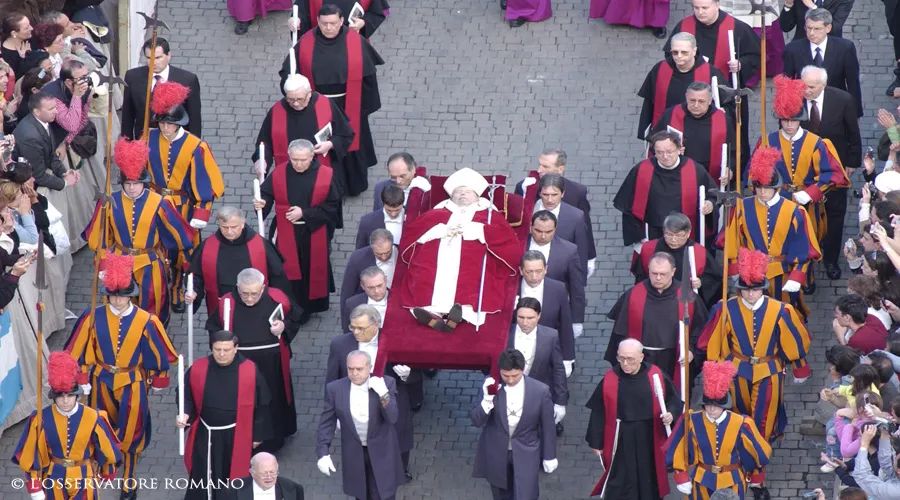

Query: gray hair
[618,338,644,353]
[287,139,314,155]
[649,252,676,269]
[540,148,567,166]
[350,304,381,327]
[521,250,547,267]
[250,452,277,470]
[801,65,828,85]
[347,349,372,367]
[686,81,713,99]
[39,10,66,24]
[664,212,692,233]
[670,32,697,49]
[369,228,394,246]
[216,206,245,223]
[805,7,833,25]
[237,268,265,286]
[283,74,311,93]
[538,173,566,193]
[359,266,386,282]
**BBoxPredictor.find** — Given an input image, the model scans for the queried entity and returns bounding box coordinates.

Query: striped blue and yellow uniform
[82,190,195,327]
[12,404,121,499]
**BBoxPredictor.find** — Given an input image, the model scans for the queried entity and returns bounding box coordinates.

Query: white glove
[542,458,558,474]
[482,377,496,403]
[369,376,388,398]
[317,455,336,476]
[409,175,432,192]
[30,492,45,500]
[632,241,645,254]
[553,404,566,424]
[189,218,207,229]
[151,387,164,393]
[586,259,595,279]
[782,280,801,293]
[749,483,762,488]
[676,482,693,495]
[563,360,574,378]
[392,365,411,381]
[793,191,812,205]
[573,324,584,338]
[79,384,91,396]
[793,376,808,384]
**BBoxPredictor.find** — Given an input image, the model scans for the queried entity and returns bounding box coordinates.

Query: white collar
[351,380,369,392]
[780,128,804,142]
[383,207,404,222]
[35,115,50,129]
[757,193,781,207]
[704,410,728,424]
[740,296,764,311]
[252,481,276,496]
[657,157,681,170]
[535,199,561,214]
[162,127,185,142]
[504,378,525,397]
[515,325,536,337]
[376,248,396,265]
[808,90,824,107]
[54,402,80,417]
[523,279,544,291]
[108,303,134,317]
[435,197,493,213]
[811,37,828,53]
[530,239,550,249]
[359,333,379,347]
[368,295,387,306]
[154,65,171,81]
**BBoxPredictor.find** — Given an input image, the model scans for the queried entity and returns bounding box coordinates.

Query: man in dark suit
[507,298,568,436]
[519,251,575,373]
[472,349,558,500]
[340,229,395,311]
[528,211,587,336]
[372,151,431,211]
[121,37,202,139]
[317,349,405,500]
[224,453,304,499]
[14,93,78,191]
[779,0,853,41]
[782,8,862,117]
[535,174,595,274]
[356,184,404,249]
[801,64,861,280]
[341,267,387,333]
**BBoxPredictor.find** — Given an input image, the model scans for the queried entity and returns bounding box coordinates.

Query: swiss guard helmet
[114,137,151,184]
[99,253,139,297]
[701,360,737,409]
[735,248,769,291]
[747,146,782,190]
[151,81,190,127]
[47,351,83,399]
[773,74,809,122]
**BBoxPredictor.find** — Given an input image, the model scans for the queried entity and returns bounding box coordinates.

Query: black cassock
[260,161,342,313]
[279,27,384,196]
[613,157,716,246]
[183,355,271,500]
[651,103,735,176]
[585,363,683,500]
[208,290,303,454]
[292,0,389,37]
[637,58,727,140]
[188,227,295,329]
[603,281,708,382]
[631,238,723,309]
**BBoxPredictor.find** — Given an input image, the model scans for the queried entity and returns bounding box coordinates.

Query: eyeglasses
[238,289,263,300]
[654,149,679,157]
[350,324,374,333]
[254,470,278,478]
[616,355,641,364]
[285,95,309,104]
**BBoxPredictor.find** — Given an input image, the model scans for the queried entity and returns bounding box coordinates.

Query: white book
[666,125,683,145]
[269,303,284,326]
[349,2,365,23]
[315,122,333,145]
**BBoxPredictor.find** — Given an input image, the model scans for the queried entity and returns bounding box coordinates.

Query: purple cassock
[506,0,552,22]
[589,0,670,29]
[227,0,292,22]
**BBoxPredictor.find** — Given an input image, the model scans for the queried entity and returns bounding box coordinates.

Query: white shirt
[757,193,782,208]
[252,481,276,500]
[740,296,764,311]
[529,239,551,263]
[109,303,134,318]
[36,116,51,136]
[358,334,379,372]
[869,307,892,330]
[810,37,828,60]
[704,409,728,425]
[54,402,80,418]
[520,279,544,304]
[505,380,525,450]
[780,127,804,143]
[375,247,397,288]
[514,326,538,375]
[367,295,387,327]
[384,208,404,245]
[349,381,370,445]
[152,65,171,89]
[806,90,824,118]
[534,199,561,219]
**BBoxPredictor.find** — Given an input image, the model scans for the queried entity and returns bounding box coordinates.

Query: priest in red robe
[399,167,523,331]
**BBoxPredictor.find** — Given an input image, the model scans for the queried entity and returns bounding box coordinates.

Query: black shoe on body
[556,422,564,436]
[424,369,439,378]
[651,27,668,39]
[405,471,413,482]
[802,282,816,295]
[825,263,842,280]
[411,402,423,412]
[235,21,251,35]
[171,302,186,314]
[508,17,526,27]
[887,74,900,97]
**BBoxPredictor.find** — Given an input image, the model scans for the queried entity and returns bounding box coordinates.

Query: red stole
[270,96,334,168]
[680,14,737,76]
[631,159,700,241]
[591,364,669,497]
[201,233,268,316]
[653,62,711,126]
[273,162,333,299]
[298,29,363,151]
[669,105,728,179]
[308,0,371,28]
[639,240,707,277]
[184,357,256,480]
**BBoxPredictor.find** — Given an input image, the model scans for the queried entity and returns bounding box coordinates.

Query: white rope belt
[322,93,347,98]
[642,346,667,351]
[201,419,237,499]
[237,343,280,351]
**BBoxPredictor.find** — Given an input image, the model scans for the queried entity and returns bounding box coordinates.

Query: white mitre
[443,167,488,197]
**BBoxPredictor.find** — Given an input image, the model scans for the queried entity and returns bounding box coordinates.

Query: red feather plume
[773,74,806,119]
[48,351,79,393]
[102,253,134,291]
[151,81,190,115]
[748,146,780,185]
[703,361,737,400]
[114,138,149,181]
[738,248,768,286]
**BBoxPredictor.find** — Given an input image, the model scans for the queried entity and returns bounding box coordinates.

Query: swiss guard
[146,81,224,313]
[12,352,122,500]
[65,253,177,500]
[83,138,196,327]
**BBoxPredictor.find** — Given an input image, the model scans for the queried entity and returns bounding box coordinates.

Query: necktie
[808,100,821,133]
[814,47,823,67]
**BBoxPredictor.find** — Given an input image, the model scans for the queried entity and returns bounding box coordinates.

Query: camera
[801,492,819,499]
[853,182,876,199]
[80,75,93,91]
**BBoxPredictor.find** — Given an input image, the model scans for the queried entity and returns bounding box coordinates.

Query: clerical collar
[219,227,249,245]
[656,157,681,170]
[780,128,803,142]
[698,12,721,27]
[109,303,134,317]
[740,296,764,311]
[54,402,80,418]
[704,410,728,425]
[252,481,275,496]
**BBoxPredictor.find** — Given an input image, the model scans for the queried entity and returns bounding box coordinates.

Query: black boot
[235,20,251,35]
[887,66,900,97]
[651,27,668,39]
[508,17,526,27]
[500,0,507,9]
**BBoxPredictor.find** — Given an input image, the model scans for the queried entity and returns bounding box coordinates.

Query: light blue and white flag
[0,311,21,424]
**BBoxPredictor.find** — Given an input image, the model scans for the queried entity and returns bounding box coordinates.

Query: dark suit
[121,65,202,139]
[519,277,575,361]
[517,177,595,260]
[471,377,556,500]
[507,326,568,406]
[779,0,854,41]
[221,476,304,499]
[340,247,377,314]
[782,36,862,117]
[530,236,587,324]
[342,293,369,334]
[372,179,431,211]
[325,333,359,387]
[317,377,404,500]
[356,210,387,250]
[13,114,67,191]
[802,86,861,267]
[545,202,593,268]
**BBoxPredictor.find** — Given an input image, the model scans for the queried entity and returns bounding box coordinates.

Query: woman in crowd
[14,66,52,123]
[0,13,32,78]
[0,60,20,133]
[23,22,65,78]
[848,275,892,329]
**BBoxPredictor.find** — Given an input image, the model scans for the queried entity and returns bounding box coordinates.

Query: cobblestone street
[0,0,897,497]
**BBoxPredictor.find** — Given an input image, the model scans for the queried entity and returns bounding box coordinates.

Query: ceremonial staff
[759,12,768,146]
[33,234,47,432]
[136,11,170,139]
[474,180,503,332]
[678,248,695,500]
